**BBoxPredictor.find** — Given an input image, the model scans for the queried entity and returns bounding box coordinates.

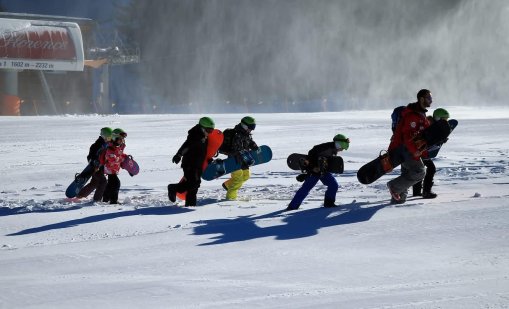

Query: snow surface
[1,106,508,308]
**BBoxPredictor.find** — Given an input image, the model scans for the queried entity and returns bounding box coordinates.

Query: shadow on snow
[6,206,193,236]
[193,200,389,245]
[0,205,84,216]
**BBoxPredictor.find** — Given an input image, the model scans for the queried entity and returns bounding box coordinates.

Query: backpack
[391,106,406,133]
[218,128,235,154]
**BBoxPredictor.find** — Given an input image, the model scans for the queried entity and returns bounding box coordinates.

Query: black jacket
[220,124,258,156]
[307,142,338,173]
[87,136,108,166]
[177,124,207,170]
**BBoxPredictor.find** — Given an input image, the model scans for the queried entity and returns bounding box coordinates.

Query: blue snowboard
[202,145,273,181]
[65,163,95,198]
[427,119,458,158]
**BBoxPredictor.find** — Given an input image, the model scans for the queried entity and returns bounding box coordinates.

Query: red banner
[0,26,76,60]
[0,18,84,71]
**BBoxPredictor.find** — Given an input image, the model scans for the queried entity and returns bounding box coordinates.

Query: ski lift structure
[0,12,90,115]
[87,29,140,113]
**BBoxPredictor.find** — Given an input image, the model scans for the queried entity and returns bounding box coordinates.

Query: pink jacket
[101,143,126,175]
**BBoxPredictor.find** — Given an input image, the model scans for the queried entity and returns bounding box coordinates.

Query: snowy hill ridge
[1,107,508,308]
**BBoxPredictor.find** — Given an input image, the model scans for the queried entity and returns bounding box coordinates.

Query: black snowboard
[287,153,344,174]
[427,119,458,158]
[356,119,453,185]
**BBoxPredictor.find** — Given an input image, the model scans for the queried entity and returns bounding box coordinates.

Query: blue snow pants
[288,172,338,210]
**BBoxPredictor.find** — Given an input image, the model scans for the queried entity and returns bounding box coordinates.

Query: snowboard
[426,119,458,159]
[287,153,344,174]
[121,155,139,176]
[201,145,272,181]
[177,129,224,200]
[65,162,95,198]
[356,119,454,185]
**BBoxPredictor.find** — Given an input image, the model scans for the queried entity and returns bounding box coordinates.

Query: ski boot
[167,184,177,202]
[412,182,423,197]
[324,198,339,208]
[422,182,437,199]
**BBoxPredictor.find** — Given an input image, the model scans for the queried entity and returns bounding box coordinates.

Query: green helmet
[333,134,350,150]
[433,108,450,121]
[100,127,113,139]
[241,116,256,130]
[112,128,127,140]
[198,117,215,129]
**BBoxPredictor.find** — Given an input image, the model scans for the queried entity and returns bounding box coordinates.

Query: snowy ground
[1,107,508,308]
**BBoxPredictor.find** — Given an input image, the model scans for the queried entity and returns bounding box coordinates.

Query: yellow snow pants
[223,169,250,200]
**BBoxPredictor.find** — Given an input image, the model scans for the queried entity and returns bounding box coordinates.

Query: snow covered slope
[1,107,508,308]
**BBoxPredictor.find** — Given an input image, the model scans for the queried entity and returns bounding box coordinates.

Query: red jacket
[389,102,430,160]
[101,142,126,175]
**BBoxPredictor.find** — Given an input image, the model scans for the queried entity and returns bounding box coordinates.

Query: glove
[172,153,182,164]
[296,173,308,182]
[318,157,328,174]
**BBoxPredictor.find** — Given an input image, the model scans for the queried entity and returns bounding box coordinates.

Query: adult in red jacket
[387,89,432,204]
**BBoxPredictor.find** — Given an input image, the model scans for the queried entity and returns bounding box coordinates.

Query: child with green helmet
[412,108,450,199]
[102,128,129,204]
[218,116,259,200]
[76,127,112,201]
[432,108,450,122]
[168,117,215,206]
[286,133,350,210]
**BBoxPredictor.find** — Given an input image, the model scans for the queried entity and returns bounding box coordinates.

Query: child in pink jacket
[101,128,127,204]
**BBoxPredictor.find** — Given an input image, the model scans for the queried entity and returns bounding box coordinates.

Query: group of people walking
[167,116,260,207]
[76,88,450,210]
[387,89,450,204]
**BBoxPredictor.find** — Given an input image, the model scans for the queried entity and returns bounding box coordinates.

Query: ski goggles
[241,123,256,131]
[334,138,350,150]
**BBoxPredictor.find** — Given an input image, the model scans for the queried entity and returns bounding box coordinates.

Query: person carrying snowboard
[76,127,112,201]
[168,117,215,207]
[411,107,450,199]
[387,89,433,204]
[219,116,259,200]
[102,128,128,204]
[286,134,350,210]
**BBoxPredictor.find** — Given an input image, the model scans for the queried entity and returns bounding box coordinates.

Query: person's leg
[422,159,437,198]
[225,169,246,200]
[183,168,201,206]
[102,174,111,202]
[168,168,196,202]
[388,158,425,203]
[287,175,319,210]
[320,172,339,207]
[412,181,422,197]
[108,174,121,204]
[92,172,107,201]
[77,171,98,198]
